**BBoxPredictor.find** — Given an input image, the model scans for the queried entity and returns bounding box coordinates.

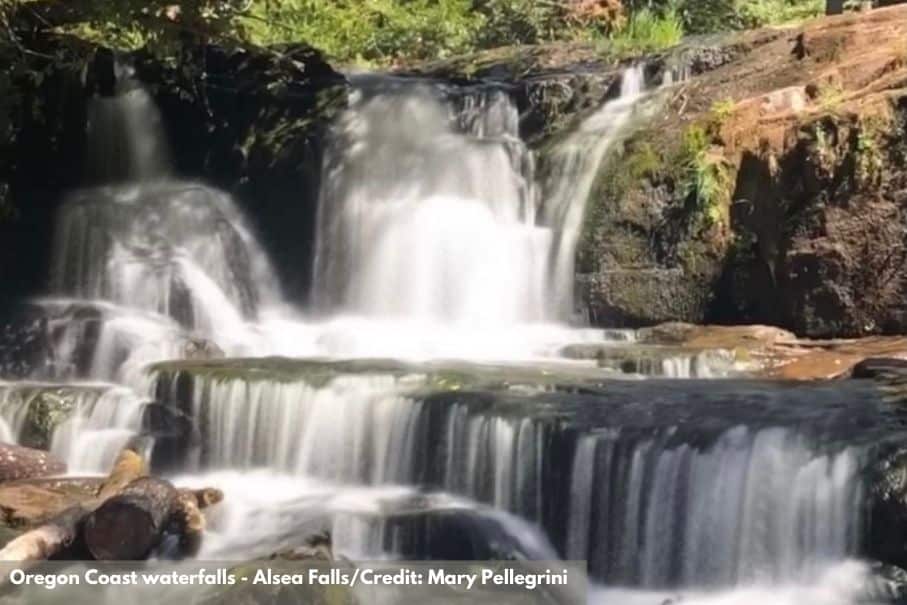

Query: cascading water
[542,64,648,317]
[312,79,548,325]
[149,363,894,596]
[0,56,901,605]
[84,64,171,183]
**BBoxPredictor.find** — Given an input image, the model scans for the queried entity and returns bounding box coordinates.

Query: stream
[1,63,905,604]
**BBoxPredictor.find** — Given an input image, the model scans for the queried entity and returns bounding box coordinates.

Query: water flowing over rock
[149,360,906,588]
[84,69,171,183]
[5,15,907,604]
[0,382,148,473]
[312,77,547,324]
[52,182,280,333]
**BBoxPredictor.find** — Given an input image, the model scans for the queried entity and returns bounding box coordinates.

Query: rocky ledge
[571,5,907,337]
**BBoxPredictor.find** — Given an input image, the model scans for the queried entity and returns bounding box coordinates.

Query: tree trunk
[0,443,65,481]
[0,505,84,561]
[83,477,178,560]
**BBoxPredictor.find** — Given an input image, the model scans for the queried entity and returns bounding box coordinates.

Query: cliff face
[578,5,907,336]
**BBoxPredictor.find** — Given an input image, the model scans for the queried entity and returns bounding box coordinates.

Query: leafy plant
[855,116,886,187]
[608,6,684,56]
[678,124,732,226]
[711,98,737,123]
[242,0,483,65]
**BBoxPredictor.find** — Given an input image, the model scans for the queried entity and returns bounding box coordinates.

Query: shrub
[608,6,684,55]
[242,0,483,64]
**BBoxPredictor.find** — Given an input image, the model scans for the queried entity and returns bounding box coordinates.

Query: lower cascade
[1,57,906,605]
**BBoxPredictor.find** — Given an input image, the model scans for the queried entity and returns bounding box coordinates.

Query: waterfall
[312,80,548,324]
[541,64,655,317]
[566,428,864,587]
[2,50,893,605]
[85,66,171,183]
[0,381,148,473]
[152,366,876,588]
[52,182,280,333]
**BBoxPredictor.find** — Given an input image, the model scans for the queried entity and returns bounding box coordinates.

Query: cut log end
[84,477,177,561]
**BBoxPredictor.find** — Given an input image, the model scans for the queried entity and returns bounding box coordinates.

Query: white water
[0,381,148,472]
[566,428,864,587]
[312,82,547,325]
[0,64,889,605]
[543,64,649,317]
[85,72,171,182]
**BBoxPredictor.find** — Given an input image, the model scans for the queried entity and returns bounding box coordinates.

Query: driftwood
[96,449,148,500]
[0,505,85,562]
[0,448,222,562]
[0,443,65,482]
[172,490,205,556]
[84,477,178,560]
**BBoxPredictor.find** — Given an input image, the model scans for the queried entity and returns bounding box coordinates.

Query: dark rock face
[0,303,56,379]
[868,448,907,572]
[718,107,907,337]
[574,6,907,336]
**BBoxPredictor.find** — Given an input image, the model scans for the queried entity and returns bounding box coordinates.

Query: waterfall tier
[148,359,903,588]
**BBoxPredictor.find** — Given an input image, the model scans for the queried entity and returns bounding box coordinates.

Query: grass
[711,98,737,123]
[738,0,824,27]
[608,8,685,57]
[679,124,733,226]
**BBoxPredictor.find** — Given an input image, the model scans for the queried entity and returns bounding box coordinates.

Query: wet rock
[559,341,739,377]
[0,384,84,450]
[0,303,55,380]
[182,338,225,361]
[860,562,907,604]
[141,403,200,474]
[852,357,907,380]
[867,448,907,572]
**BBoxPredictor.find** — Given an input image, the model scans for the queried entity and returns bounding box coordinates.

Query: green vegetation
[647,0,823,34]
[677,124,732,226]
[3,0,829,67]
[817,82,847,112]
[242,0,484,63]
[607,7,685,56]
[855,116,887,187]
[711,98,737,123]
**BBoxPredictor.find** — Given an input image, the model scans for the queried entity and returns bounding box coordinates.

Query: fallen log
[0,447,222,562]
[0,505,85,561]
[181,487,224,510]
[171,490,205,557]
[96,448,148,500]
[83,477,178,560]
[0,443,65,481]
[0,480,221,529]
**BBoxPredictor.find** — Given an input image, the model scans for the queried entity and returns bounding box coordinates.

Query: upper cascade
[312,78,547,325]
[84,63,172,184]
[312,68,657,327]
